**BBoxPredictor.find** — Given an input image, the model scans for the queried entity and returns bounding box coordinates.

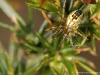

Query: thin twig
[73,0,79,8]
[41,11,53,26]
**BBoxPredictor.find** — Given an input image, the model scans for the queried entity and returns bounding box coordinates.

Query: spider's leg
[79,36,87,47]
[58,34,67,49]
[45,26,57,32]
[77,31,87,47]
[45,27,52,31]
[51,26,58,32]
[69,37,73,46]
[69,37,78,48]
[52,25,63,38]
[52,31,58,39]
[77,31,83,37]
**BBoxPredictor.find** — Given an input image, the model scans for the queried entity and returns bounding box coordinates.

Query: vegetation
[0,0,100,75]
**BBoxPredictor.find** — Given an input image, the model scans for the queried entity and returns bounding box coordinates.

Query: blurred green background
[0,0,100,73]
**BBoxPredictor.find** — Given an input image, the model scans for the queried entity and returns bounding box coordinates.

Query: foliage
[0,0,100,75]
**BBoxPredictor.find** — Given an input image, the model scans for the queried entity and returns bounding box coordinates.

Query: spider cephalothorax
[51,10,84,48]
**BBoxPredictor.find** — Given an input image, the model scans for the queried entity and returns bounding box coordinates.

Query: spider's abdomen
[66,10,83,28]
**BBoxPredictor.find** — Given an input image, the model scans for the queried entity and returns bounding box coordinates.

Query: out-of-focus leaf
[0,43,7,75]
[90,35,96,51]
[8,39,18,64]
[0,22,38,46]
[0,22,16,32]
[77,61,97,75]
[72,56,96,69]
[0,63,5,75]
[90,2,100,18]
[0,43,14,75]
[50,67,59,75]
[27,0,61,16]
[52,36,60,48]
[36,32,55,54]
[24,43,43,53]
[93,24,100,38]
[5,52,14,75]
[39,14,51,35]
[50,60,65,75]
[60,66,65,75]
[28,7,33,26]
[15,58,23,75]
[38,20,48,35]
[23,55,44,75]
[26,33,39,45]
[90,4,97,15]
[17,19,30,34]
[0,72,3,75]
[62,56,79,75]
[61,48,80,56]
[69,0,74,11]
[50,60,67,75]
[0,0,26,26]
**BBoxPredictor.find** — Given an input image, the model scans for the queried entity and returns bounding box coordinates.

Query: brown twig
[41,11,53,26]
[73,0,80,8]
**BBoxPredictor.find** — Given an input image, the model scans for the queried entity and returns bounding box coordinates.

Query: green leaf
[50,67,59,75]
[62,56,79,75]
[27,0,61,16]
[0,44,7,75]
[36,32,55,54]
[38,14,51,35]
[61,48,80,56]
[50,60,65,75]
[8,39,17,64]
[77,61,97,75]
[5,52,14,75]
[68,0,74,11]
[90,2,100,18]
[23,55,44,75]
[28,7,34,27]
[72,56,96,69]
[0,22,16,32]
[24,43,44,53]
[90,35,96,51]
[0,43,14,75]
[60,66,65,75]
[0,0,26,26]
[93,24,100,38]
[0,63,5,75]
[17,19,30,34]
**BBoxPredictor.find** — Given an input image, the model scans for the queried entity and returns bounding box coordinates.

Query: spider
[42,0,87,49]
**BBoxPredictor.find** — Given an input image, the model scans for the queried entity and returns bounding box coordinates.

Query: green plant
[0,0,100,75]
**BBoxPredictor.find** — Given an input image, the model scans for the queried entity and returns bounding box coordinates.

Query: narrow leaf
[36,32,55,54]
[72,56,96,69]
[62,56,79,75]
[0,22,16,32]
[23,56,44,75]
[0,0,26,26]
[77,61,97,75]
[91,35,96,51]
[27,0,61,16]
[50,67,59,75]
